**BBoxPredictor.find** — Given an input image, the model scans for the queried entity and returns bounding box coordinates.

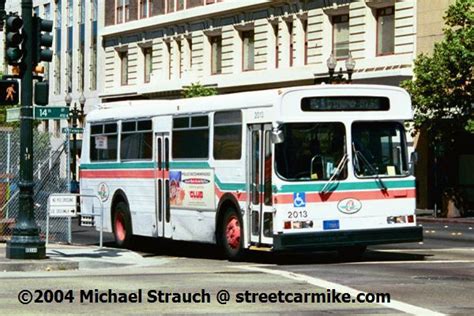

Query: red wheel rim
[115,213,126,241]
[225,215,241,249]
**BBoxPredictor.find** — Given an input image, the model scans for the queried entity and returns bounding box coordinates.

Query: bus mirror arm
[271,128,284,144]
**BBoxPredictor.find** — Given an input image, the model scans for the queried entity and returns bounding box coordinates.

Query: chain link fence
[0,128,70,243]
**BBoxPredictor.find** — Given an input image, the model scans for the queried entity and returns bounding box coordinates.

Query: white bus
[80,85,422,259]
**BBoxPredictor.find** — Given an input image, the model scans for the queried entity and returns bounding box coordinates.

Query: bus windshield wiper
[352,142,387,191]
[320,153,348,194]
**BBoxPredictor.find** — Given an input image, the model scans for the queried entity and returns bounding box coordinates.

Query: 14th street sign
[34,106,69,119]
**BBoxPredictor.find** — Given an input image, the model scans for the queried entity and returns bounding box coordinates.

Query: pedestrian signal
[0,80,20,106]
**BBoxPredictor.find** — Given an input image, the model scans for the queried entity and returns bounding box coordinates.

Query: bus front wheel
[113,202,133,248]
[220,208,245,261]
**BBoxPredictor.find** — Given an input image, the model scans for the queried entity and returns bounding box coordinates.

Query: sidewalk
[0,242,170,272]
[0,243,79,272]
[416,209,474,225]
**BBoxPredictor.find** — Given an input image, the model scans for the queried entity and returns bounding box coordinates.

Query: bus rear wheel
[113,202,133,248]
[220,209,245,261]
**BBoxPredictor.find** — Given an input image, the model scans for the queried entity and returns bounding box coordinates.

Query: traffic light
[5,14,24,65]
[34,81,49,106]
[33,16,53,64]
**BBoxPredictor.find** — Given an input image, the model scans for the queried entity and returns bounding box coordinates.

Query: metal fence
[0,128,70,243]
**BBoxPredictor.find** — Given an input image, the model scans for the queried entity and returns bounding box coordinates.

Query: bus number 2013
[288,210,308,219]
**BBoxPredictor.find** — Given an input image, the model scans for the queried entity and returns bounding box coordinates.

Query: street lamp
[65,93,84,193]
[79,92,86,126]
[326,51,356,84]
[345,52,355,83]
[326,52,337,83]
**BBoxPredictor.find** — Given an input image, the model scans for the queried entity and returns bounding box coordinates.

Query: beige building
[99,0,417,101]
[416,0,455,54]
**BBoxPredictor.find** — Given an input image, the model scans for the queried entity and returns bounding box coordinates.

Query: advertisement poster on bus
[169,169,215,210]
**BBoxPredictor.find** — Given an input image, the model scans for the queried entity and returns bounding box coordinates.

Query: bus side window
[213,111,242,160]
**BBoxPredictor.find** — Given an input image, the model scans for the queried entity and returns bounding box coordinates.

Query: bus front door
[156,134,172,238]
[248,124,273,246]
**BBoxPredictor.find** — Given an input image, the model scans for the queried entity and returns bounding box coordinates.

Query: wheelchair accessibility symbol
[293,192,306,208]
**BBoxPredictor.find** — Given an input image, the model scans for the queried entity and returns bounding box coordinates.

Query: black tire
[338,245,367,260]
[220,208,245,261]
[113,201,133,248]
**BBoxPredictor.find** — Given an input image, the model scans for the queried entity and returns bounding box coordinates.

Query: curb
[417,217,474,225]
[0,259,79,272]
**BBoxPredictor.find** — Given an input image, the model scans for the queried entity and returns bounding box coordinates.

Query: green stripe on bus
[81,162,155,170]
[169,162,210,169]
[278,180,415,193]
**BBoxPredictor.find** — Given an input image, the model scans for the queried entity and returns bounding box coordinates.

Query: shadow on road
[96,235,430,266]
[72,222,429,265]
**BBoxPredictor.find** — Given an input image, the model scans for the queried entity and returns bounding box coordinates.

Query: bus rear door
[156,133,172,238]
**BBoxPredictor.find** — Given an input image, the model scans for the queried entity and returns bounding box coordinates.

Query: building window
[91,0,98,90]
[242,30,254,71]
[116,1,123,23]
[140,0,148,18]
[151,0,165,16]
[172,115,209,159]
[120,51,128,85]
[210,35,222,74]
[144,47,153,83]
[187,0,203,9]
[177,0,184,11]
[105,0,115,25]
[167,0,175,13]
[286,21,293,67]
[79,0,86,92]
[376,7,395,56]
[177,40,183,78]
[333,14,349,59]
[214,111,242,160]
[273,23,279,68]
[54,0,62,94]
[66,0,73,92]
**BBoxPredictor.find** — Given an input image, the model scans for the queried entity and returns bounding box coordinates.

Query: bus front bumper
[273,226,423,251]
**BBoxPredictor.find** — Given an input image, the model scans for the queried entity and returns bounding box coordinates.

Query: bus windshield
[275,123,347,181]
[352,122,408,177]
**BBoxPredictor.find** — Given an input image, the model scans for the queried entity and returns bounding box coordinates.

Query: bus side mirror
[409,151,418,175]
[271,128,284,144]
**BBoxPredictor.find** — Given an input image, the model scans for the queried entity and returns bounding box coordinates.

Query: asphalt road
[0,221,472,315]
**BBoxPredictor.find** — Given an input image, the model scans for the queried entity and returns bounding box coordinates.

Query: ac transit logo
[337,198,362,214]
[293,192,306,208]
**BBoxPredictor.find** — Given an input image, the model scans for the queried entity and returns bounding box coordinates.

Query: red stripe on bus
[80,170,155,179]
[215,186,247,202]
[80,169,170,179]
[273,189,416,204]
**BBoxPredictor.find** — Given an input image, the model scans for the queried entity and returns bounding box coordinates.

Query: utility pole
[6,0,46,259]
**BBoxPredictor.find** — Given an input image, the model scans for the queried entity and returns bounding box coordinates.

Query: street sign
[34,106,69,120]
[6,107,21,122]
[0,80,20,106]
[62,127,84,134]
[48,194,78,217]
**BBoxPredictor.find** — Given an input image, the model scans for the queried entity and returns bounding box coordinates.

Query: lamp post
[65,93,84,193]
[6,0,46,259]
[326,52,356,84]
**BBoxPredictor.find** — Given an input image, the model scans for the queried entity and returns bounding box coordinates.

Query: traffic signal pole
[6,0,46,259]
